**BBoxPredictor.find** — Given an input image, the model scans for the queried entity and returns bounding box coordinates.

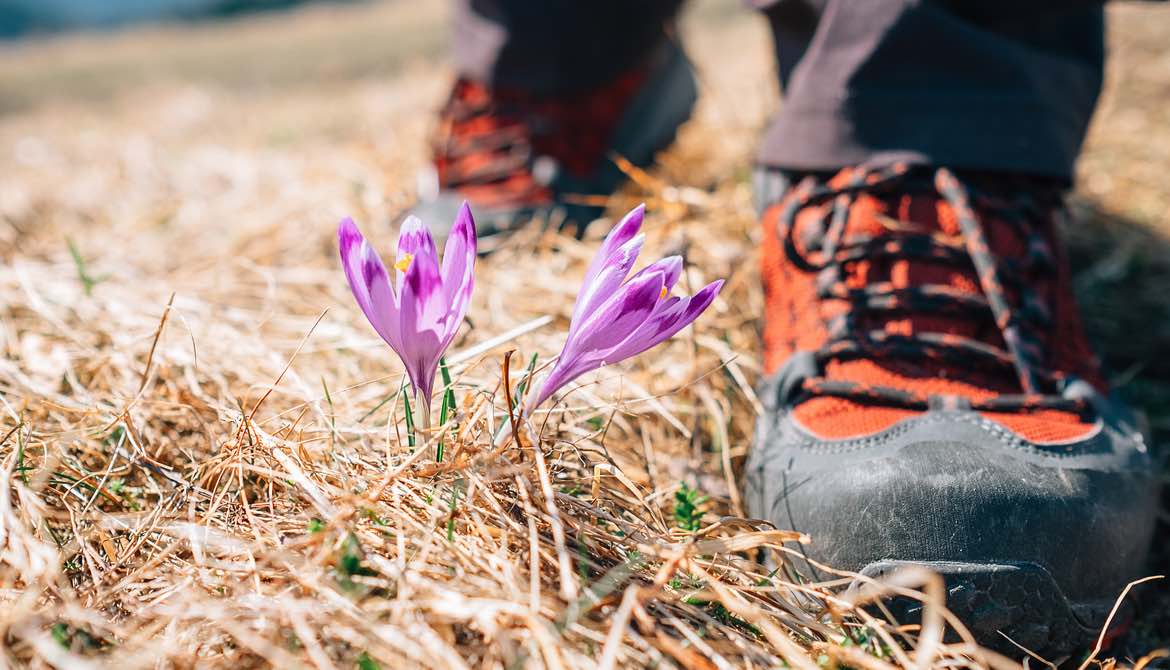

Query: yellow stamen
[659,287,668,300]
[394,253,414,272]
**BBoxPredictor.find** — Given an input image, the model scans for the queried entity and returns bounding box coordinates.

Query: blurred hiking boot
[411,39,696,244]
[745,164,1159,658]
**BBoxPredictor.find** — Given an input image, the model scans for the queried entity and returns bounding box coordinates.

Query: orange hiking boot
[745,164,1159,657]
[411,39,696,242]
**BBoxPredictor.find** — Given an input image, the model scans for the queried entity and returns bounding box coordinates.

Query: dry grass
[0,1,1168,668]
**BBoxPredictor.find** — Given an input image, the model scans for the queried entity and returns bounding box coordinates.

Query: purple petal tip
[620,204,645,231]
[338,216,360,242]
[601,204,645,250]
[454,200,478,245]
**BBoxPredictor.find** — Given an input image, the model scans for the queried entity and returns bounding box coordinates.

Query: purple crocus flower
[526,205,723,412]
[338,204,476,417]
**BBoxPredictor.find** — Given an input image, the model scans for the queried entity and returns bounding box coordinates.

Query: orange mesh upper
[432,72,648,209]
[761,168,1104,444]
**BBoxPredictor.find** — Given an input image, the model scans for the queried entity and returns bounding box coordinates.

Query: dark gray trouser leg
[451,0,685,96]
[754,0,1105,180]
[451,0,1104,180]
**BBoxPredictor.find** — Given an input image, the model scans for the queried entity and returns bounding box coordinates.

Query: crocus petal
[338,217,376,317]
[395,215,441,293]
[526,367,566,413]
[340,210,475,408]
[629,255,683,290]
[527,352,597,413]
[610,280,723,361]
[528,271,666,410]
[575,205,644,307]
[397,225,446,401]
[398,215,441,264]
[521,205,722,415]
[408,341,443,402]
[530,279,722,412]
[338,218,402,351]
[568,269,665,355]
[439,201,477,343]
[398,216,444,320]
[568,234,644,338]
[591,205,644,276]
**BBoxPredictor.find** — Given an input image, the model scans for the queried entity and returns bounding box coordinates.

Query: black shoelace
[777,164,1087,414]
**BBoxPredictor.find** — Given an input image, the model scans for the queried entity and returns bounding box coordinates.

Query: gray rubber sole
[746,395,1157,662]
[855,560,1112,660]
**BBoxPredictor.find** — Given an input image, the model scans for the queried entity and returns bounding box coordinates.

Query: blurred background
[0,0,354,38]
